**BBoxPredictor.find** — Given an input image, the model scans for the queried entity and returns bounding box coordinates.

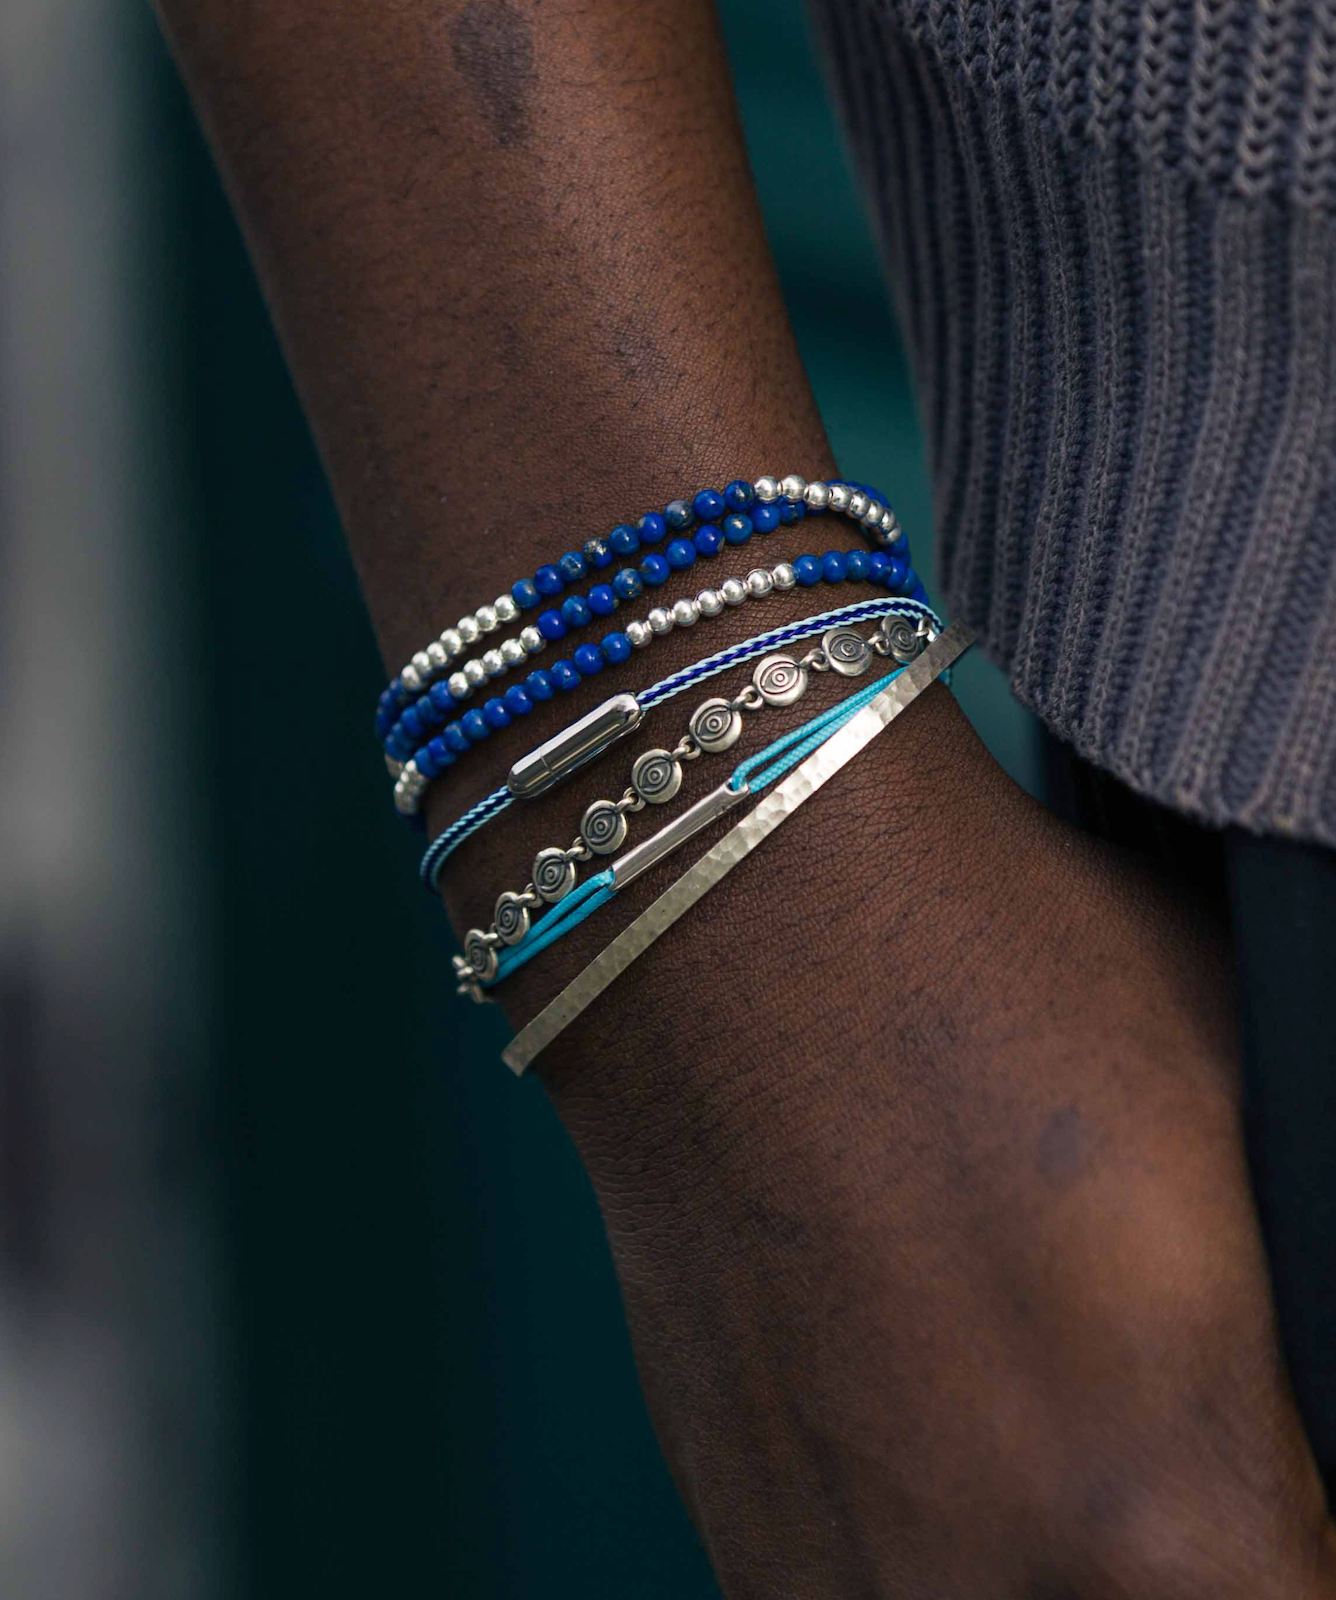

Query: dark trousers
[1045,737,1336,1495]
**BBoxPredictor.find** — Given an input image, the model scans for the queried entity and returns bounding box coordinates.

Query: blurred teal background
[0,1,1037,1595]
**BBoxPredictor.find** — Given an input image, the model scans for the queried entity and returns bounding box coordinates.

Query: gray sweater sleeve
[810,0,1336,844]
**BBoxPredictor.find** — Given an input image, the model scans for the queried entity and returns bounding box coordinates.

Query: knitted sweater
[810,0,1336,844]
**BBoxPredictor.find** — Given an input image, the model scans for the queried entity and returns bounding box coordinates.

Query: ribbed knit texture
[810,0,1336,843]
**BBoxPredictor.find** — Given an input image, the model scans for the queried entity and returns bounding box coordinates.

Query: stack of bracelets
[374,473,974,1072]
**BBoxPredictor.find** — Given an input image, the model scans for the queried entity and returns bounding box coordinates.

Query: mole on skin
[449,1,536,148]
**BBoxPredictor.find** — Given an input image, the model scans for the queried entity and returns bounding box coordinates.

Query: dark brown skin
[157,1,1336,1592]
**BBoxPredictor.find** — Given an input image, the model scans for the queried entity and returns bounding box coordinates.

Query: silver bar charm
[611,781,751,892]
[507,693,643,799]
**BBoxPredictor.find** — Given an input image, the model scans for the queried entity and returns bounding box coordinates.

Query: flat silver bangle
[501,620,974,1075]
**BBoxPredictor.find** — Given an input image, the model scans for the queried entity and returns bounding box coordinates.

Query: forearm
[157,5,1336,1593]
[156,0,1003,1078]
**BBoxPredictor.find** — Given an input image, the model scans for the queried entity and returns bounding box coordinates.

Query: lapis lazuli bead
[573,642,604,676]
[560,594,592,628]
[693,523,723,558]
[793,554,822,587]
[640,552,670,586]
[462,708,491,743]
[588,583,618,617]
[693,488,725,522]
[483,697,512,731]
[664,499,694,530]
[443,721,470,754]
[537,608,568,642]
[722,512,753,545]
[387,735,411,762]
[558,551,587,583]
[551,658,581,692]
[401,706,424,739]
[503,684,534,717]
[429,682,455,713]
[612,567,643,601]
[534,564,565,597]
[846,549,871,582]
[511,577,542,611]
[665,538,696,571]
[821,550,848,583]
[724,479,755,510]
[881,558,908,592]
[583,537,614,569]
[868,551,892,584]
[888,534,910,561]
[375,709,394,741]
[779,497,803,524]
[601,630,632,665]
[609,523,640,556]
[901,565,919,595]
[427,736,454,770]
[416,745,440,779]
[638,511,667,543]
[525,669,555,702]
[751,502,781,534]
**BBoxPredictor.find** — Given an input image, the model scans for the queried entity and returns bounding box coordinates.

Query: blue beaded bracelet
[377,475,914,755]
[392,550,925,816]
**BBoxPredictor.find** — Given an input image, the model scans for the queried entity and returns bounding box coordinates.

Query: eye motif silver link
[631,748,684,804]
[689,697,744,754]
[820,627,874,677]
[881,615,928,665]
[581,798,629,855]
[753,654,808,707]
[493,891,532,946]
[463,928,500,981]
[532,846,578,904]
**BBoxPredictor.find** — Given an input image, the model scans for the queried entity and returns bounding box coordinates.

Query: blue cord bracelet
[419,595,943,890]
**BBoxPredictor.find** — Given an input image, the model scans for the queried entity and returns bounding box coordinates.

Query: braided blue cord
[420,596,943,891]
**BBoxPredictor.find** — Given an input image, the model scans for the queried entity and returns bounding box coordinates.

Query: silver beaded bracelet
[452,611,938,989]
[390,475,901,707]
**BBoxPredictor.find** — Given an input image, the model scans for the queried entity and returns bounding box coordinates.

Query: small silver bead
[500,637,526,666]
[463,658,487,687]
[720,577,747,606]
[384,754,403,778]
[647,606,673,635]
[493,594,519,625]
[754,475,780,502]
[481,648,505,677]
[745,568,774,598]
[696,588,724,618]
[457,615,481,646]
[772,561,796,590]
[393,786,417,816]
[401,759,421,783]
[828,483,852,512]
[847,490,869,519]
[862,500,884,527]
[880,507,899,535]
[439,627,463,658]
[474,603,499,634]
[447,670,471,700]
[519,625,545,654]
[626,619,651,647]
[412,650,433,678]
[425,641,448,671]
[780,474,807,502]
[804,481,831,511]
[672,597,700,627]
[401,663,423,693]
